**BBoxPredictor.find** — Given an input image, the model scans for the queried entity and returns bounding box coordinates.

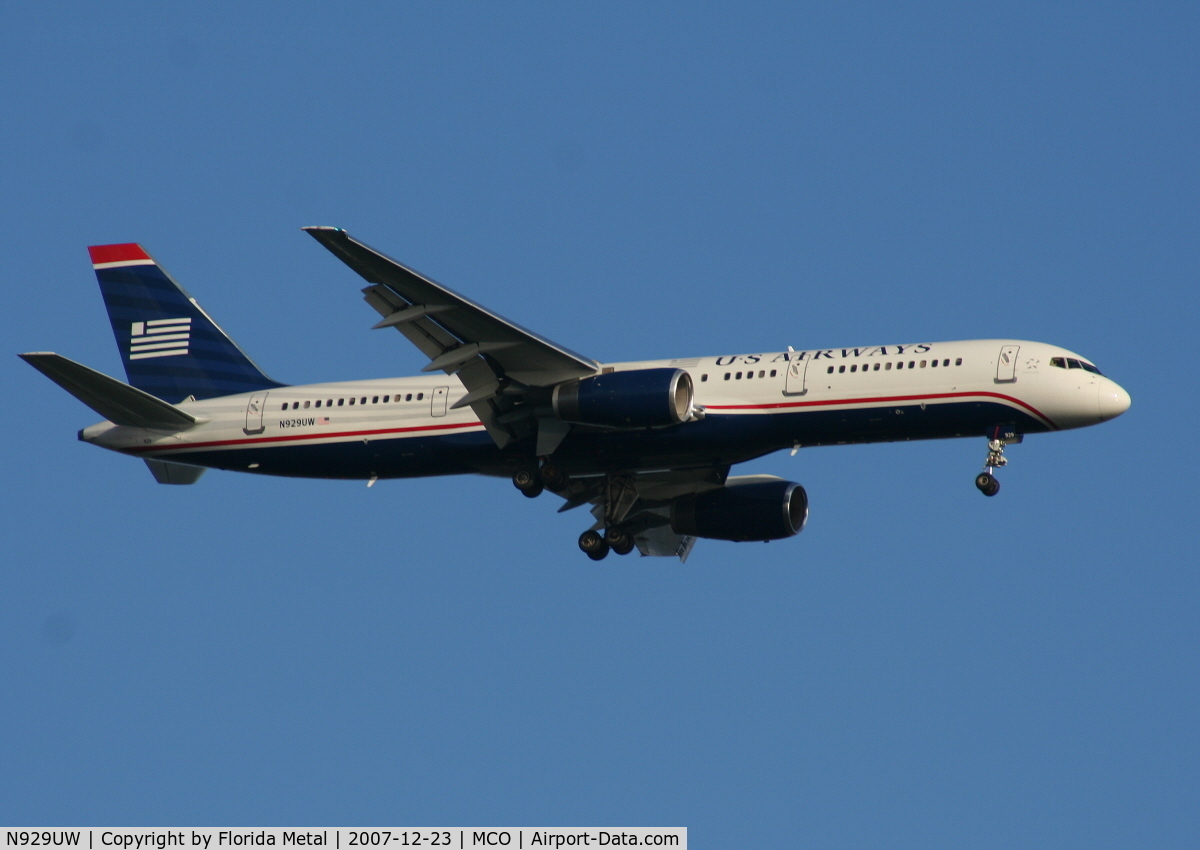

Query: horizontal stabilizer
[19,352,201,430]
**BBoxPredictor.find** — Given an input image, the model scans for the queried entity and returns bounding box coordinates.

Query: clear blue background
[2,2,1195,845]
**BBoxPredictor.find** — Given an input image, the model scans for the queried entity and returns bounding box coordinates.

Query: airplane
[21,227,1131,561]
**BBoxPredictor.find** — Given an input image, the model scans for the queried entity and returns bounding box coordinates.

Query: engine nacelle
[670,476,808,542]
[553,368,694,428]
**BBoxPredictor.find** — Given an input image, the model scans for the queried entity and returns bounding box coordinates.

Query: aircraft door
[996,345,1020,383]
[244,391,269,434]
[784,355,810,395]
[431,386,448,417]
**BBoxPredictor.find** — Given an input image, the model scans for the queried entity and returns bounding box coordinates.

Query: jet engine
[670,476,808,542]
[553,368,694,428]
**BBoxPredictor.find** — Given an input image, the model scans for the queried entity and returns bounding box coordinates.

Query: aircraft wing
[304,227,600,447]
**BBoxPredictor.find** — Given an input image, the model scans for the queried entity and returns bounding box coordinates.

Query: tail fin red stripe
[88,243,151,266]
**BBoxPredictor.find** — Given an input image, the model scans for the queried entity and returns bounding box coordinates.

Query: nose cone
[1097,379,1131,422]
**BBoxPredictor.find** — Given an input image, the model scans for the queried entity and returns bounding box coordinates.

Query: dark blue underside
[152,400,1050,480]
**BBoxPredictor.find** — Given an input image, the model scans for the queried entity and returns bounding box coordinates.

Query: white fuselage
[79,338,1129,481]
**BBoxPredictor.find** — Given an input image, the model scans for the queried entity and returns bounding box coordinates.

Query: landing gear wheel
[579,530,609,560]
[975,472,1000,497]
[540,461,567,492]
[604,527,635,556]
[512,468,543,498]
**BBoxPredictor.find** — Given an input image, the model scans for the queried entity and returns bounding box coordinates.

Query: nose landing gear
[975,471,1000,497]
[975,426,1021,497]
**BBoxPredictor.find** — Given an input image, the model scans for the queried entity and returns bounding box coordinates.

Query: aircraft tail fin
[88,243,284,402]
[19,352,202,431]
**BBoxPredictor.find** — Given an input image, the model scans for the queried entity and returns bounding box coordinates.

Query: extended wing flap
[634,525,697,562]
[20,352,201,431]
[304,227,599,386]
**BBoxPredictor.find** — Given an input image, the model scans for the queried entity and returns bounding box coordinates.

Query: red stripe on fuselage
[705,390,1058,429]
[128,390,1055,457]
[126,419,485,455]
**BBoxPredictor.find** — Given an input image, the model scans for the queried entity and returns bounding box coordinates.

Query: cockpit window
[1050,355,1102,375]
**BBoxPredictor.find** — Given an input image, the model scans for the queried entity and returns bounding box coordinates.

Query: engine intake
[671,477,808,542]
[553,368,694,428]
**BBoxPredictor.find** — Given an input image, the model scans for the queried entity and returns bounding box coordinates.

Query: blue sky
[2,2,1196,845]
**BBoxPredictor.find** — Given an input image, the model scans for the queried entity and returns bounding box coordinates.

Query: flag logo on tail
[129,317,191,360]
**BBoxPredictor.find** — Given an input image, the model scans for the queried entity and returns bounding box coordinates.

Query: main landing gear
[578,529,608,560]
[512,467,543,498]
[975,426,1021,497]
[577,474,639,561]
[511,459,568,498]
[577,526,636,561]
[513,463,638,561]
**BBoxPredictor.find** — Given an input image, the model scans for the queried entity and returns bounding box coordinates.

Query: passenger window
[338,398,345,406]
[280,403,287,411]
[382,395,389,403]
[736,372,742,379]
[955,358,962,366]
[920,361,927,368]
[315,400,322,407]
[885,362,892,370]
[417,393,423,400]
[292,401,300,410]
[931,359,938,367]
[724,373,730,381]
[361,397,367,404]
[943,359,949,367]
[406,394,412,401]
[897,362,903,370]
[372,396,379,403]
[327,399,333,406]
[850,365,857,373]
[838,365,846,373]
[827,366,834,374]
[873,363,880,371]
[303,400,311,409]
[746,371,752,379]
[349,398,355,405]
[758,370,765,378]
[769,370,776,377]
[910,361,916,368]
[701,374,708,382]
